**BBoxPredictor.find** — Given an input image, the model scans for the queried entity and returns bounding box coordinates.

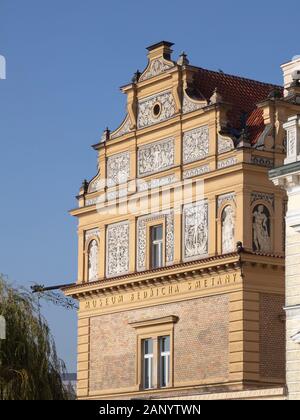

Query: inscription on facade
[81,272,241,313]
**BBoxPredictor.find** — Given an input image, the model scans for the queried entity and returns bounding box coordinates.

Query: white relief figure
[88,240,98,281]
[138,138,174,176]
[184,202,208,259]
[253,205,271,252]
[183,126,209,164]
[222,206,235,253]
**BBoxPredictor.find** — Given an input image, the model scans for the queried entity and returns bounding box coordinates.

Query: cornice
[62,250,284,297]
[63,252,241,296]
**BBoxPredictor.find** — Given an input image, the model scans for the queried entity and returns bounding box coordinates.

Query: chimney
[146,41,174,62]
[281,55,300,96]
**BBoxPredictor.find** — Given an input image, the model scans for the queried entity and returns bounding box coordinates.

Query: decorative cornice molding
[129,315,179,329]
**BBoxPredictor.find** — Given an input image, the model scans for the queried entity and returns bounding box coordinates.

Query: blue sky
[0,0,299,372]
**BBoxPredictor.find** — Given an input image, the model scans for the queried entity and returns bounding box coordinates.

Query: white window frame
[142,339,153,389]
[150,225,163,269]
[159,336,170,388]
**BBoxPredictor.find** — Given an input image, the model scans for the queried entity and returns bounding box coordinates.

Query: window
[152,102,161,118]
[150,224,163,269]
[142,339,153,389]
[129,315,178,390]
[159,336,170,388]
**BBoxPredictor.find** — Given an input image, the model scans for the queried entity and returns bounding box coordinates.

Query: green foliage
[0,275,74,400]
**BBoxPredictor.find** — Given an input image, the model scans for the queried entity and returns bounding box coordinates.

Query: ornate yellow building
[63,42,293,400]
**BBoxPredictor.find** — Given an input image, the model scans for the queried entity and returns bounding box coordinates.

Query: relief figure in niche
[252,204,271,252]
[88,240,98,281]
[222,205,235,253]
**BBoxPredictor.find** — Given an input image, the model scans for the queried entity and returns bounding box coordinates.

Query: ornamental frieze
[182,126,209,164]
[107,151,130,187]
[217,157,237,169]
[138,137,175,177]
[182,165,210,179]
[183,200,208,261]
[217,192,236,210]
[85,228,100,245]
[251,155,274,168]
[137,91,176,129]
[137,174,177,192]
[106,221,129,277]
[251,191,274,208]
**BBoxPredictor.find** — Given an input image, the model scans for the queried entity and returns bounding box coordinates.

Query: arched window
[88,240,99,281]
[252,204,271,252]
[221,205,235,253]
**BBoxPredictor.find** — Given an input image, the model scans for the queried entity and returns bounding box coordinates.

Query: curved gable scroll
[110,114,133,140]
[139,57,175,82]
[88,171,104,193]
[182,91,207,114]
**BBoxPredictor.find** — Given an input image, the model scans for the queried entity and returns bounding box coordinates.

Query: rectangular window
[159,336,170,387]
[150,224,163,269]
[142,338,153,389]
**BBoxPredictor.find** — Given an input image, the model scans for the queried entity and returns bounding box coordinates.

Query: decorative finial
[132,70,141,83]
[101,127,110,143]
[210,87,222,104]
[81,179,89,193]
[236,241,244,254]
[177,51,189,66]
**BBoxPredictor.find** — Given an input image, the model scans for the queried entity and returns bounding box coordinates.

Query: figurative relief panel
[183,201,208,260]
[252,204,271,253]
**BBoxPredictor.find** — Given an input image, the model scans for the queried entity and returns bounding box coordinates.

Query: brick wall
[89,294,229,393]
[259,293,285,379]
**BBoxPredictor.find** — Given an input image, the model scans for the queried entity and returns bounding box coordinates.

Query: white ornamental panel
[106,222,129,277]
[183,126,209,164]
[183,200,208,261]
[107,152,130,187]
[137,91,176,129]
[138,137,175,177]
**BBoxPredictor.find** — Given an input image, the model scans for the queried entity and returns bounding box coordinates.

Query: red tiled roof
[192,68,283,144]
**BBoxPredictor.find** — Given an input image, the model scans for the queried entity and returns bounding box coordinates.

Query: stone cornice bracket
[272,173,300,190]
